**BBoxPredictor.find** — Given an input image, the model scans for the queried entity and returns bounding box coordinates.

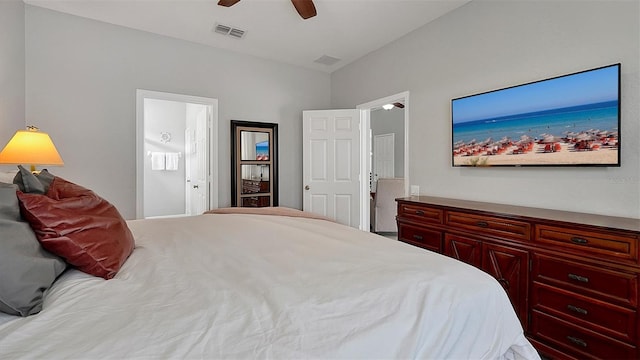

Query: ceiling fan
[381,102,404,110]
[218,0,317,20]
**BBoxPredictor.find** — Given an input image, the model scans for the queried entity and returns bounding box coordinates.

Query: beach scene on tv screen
[452,65,619,166]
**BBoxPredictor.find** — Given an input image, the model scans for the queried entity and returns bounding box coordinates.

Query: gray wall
[371,107,404,178]
[0,0,25,149]
[331,0,640,218]
[24,5,331,219]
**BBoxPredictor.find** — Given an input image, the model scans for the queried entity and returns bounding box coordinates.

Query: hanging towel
[151,152,165,171]
[165,152,180,171]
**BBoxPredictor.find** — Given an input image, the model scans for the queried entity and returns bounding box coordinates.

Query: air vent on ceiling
[213,23,246,39]
[229,28,245,39]
[314,55,341,66]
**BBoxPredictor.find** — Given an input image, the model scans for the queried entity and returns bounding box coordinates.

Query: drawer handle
[570,237,589,245]
[415,210,425,216]
[412,234,424,241]
[566,335,587,348]
[568,273,589,283]
[567,304,588,315]
[476,221,489,228]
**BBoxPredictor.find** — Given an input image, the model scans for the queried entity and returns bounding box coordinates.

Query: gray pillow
[0,171,17,183]
[0,182,67,316]
[12,165,54,194]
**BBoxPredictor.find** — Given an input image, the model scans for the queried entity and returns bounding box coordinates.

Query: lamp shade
[0,128,64,170]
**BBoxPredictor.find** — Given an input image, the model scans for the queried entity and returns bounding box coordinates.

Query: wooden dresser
[241,179,270,207]
[396,196,640,360]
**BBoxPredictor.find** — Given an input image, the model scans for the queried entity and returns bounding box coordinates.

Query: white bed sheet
[0,214,540,359]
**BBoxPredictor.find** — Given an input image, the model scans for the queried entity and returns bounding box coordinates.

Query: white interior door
[373,133,395,191]
[185,105,208,215]
[303,109,361,228]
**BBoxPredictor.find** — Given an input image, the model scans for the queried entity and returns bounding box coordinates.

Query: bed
[0,203,540,359]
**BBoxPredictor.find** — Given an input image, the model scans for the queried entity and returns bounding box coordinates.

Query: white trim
[357,91,410,232]
[135,89,218,219]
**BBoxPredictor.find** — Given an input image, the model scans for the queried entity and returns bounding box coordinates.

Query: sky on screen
[452,65,619,124]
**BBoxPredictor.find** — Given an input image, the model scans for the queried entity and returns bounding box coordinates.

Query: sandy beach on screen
[453,142,618,166]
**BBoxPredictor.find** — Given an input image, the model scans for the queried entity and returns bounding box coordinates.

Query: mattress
[0,213,540,359]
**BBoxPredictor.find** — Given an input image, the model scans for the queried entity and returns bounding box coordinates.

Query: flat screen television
[452,63,621,167]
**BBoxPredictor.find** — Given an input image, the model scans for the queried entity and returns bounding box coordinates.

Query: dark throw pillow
[0,182,67,316]
[17,176,135,280]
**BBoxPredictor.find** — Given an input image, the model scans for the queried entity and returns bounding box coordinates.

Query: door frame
[357,91,410,231]
[135,89,219,219]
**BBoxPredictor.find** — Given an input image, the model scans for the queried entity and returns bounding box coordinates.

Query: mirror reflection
[242,195,270,207]
[241,131,270,161]
[241,165,270,195]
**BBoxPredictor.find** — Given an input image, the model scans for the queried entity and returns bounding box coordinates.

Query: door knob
[193,185,199,189]
[305,185,310,190]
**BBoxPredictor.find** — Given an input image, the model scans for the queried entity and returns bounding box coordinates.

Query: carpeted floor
[374,232,398,240]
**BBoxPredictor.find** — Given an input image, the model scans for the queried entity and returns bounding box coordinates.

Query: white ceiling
[24,0,471,73]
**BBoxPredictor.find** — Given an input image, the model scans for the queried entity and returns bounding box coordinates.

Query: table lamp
[0,126,64,172]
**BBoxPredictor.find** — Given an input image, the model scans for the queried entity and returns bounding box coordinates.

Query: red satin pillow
[17,177,135,280]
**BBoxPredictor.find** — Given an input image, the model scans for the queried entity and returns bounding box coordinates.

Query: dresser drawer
[531,310,636,360]
[536,225,638,264]
[397,203,443,225]
[398,224,442,252]
[532,282,637,343]
[533,254,638,307]
[446,211,530,241]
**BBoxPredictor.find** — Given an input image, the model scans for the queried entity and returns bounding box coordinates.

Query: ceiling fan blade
[291,0,317,19]
[218,0,240,7]
[393,102,405,109]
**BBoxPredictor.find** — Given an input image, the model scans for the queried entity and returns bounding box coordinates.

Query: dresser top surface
[397,196,640,233]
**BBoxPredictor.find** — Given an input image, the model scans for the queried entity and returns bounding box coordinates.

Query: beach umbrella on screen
[564,131,578,138]
[542,135,562,143]
[576,133,594,141]
[453,140,466,150]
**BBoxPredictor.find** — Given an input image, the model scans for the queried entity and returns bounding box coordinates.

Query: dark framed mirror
[231,120,278,207]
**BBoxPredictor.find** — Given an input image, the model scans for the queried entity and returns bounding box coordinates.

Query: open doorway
[357,91,409,234]
[135,90,218,219]
[301,91,408,231]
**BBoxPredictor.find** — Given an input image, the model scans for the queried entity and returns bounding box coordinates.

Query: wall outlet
[410,185,420,196]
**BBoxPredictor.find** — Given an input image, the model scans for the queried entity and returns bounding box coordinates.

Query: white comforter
[0,214,539,359]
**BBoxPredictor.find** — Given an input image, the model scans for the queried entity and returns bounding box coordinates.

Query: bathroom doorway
[135,90,218,219]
